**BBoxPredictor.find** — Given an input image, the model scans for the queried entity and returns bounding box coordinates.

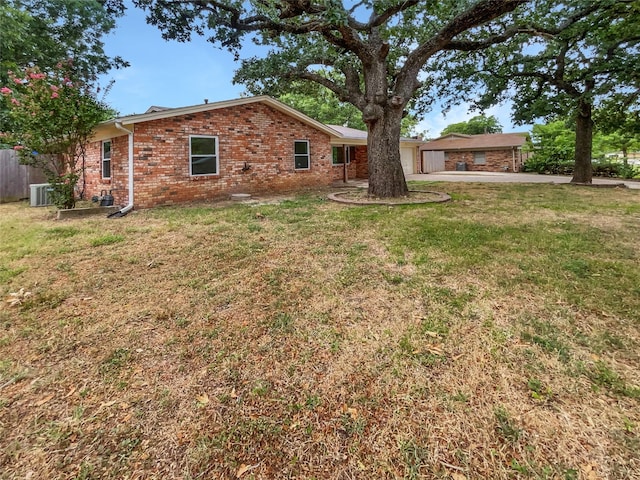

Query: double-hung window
[473,151,486,165]
[102,140,111,179]
[294,140,310,170]
[190,135,218,176]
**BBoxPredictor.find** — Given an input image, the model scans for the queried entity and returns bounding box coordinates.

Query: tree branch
[397,0,526,100]
[369,0,420,28]
[445,26,546,51]
[295,70,360,107]
[446,0,606,52]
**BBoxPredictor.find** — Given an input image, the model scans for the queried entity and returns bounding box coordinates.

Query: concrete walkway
[406,171,640,190]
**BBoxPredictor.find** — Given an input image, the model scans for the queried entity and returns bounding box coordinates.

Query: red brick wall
[83,136,128,204]
[84,103,334,208]
[444,149,522,172]
[354,146,368,178]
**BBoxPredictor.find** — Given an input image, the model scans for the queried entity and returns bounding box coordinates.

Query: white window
[474,151,486,165]
[190,135,218,176]
[294,140,310,170]
[332,146,355,165]
[102,140,111,179]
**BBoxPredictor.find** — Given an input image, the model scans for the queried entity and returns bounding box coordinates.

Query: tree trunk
[354,29,409,198]
[366,107,408,197]
[571,98,593,184]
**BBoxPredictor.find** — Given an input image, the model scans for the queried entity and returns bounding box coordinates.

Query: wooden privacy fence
[0,149,47,203]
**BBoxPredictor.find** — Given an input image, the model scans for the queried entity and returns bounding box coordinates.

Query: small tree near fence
[0,64,110,209]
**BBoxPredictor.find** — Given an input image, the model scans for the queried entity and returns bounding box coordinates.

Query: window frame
[294,140,310,170]
[473,151,486,165]
[332,145,355,166]
[101,140,111,179]
[189,135,219,176]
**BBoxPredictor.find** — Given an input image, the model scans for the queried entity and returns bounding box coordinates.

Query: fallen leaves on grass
[343,405,359,420]
[6,288,32,306]
[195,393,209,407]
[236,462,260,478]
[31,393,54,407]
[581,463,599,480]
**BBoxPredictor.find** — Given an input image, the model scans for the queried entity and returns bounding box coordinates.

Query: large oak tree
[132,0,530,197]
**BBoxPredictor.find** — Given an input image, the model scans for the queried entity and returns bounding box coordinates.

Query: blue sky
[99,2,528,138]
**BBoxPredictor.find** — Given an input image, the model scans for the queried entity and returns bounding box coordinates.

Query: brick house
[419,133,530,173]
[84,95,421,211]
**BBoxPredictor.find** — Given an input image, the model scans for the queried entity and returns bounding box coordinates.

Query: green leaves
[441,114,503,136]
[278,88,367,130]
[0,0,126,83]
[0,0,126,135]
[442,1,639,115]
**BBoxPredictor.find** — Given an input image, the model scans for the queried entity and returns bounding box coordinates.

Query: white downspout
[113,122,134,215]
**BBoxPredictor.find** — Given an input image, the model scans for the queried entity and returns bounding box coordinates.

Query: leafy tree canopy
[594,99,640,158]
[440,114,502,136]
[0,0,126,85]
[593,108,640,163]
[1,0,126,133]
[525,118,640,178]
[277,79,367,131]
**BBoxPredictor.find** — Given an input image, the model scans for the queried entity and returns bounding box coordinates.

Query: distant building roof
[420,132,529,151]
[144,106,171,113]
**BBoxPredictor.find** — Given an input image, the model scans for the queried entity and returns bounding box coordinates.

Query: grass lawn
[1,182,639,479]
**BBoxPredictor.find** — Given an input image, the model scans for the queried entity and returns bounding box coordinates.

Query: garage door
[400,147,414,175]
[421,150,445,173]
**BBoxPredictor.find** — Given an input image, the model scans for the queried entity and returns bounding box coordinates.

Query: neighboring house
[84,95,421,210]
[419,133,530,173]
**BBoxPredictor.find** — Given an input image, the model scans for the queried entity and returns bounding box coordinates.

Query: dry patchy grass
[1,183,639,479]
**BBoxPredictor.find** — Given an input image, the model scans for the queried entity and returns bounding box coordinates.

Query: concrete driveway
[406,171,640,190]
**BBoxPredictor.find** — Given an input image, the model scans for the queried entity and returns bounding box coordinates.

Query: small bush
[591,160,640,178]
[592,161,619,177]
[522,156,574,175]
[524,157,640,179]
[616,163,640,179]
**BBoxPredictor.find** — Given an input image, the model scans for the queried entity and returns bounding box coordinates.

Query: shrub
[522,156,574,175]
[592,161,640,179]
[525,157,640,179]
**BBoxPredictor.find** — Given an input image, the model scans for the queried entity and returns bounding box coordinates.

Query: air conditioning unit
[30,183,53,207]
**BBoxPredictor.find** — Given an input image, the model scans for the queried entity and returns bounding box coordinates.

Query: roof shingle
[420,133,528,151]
